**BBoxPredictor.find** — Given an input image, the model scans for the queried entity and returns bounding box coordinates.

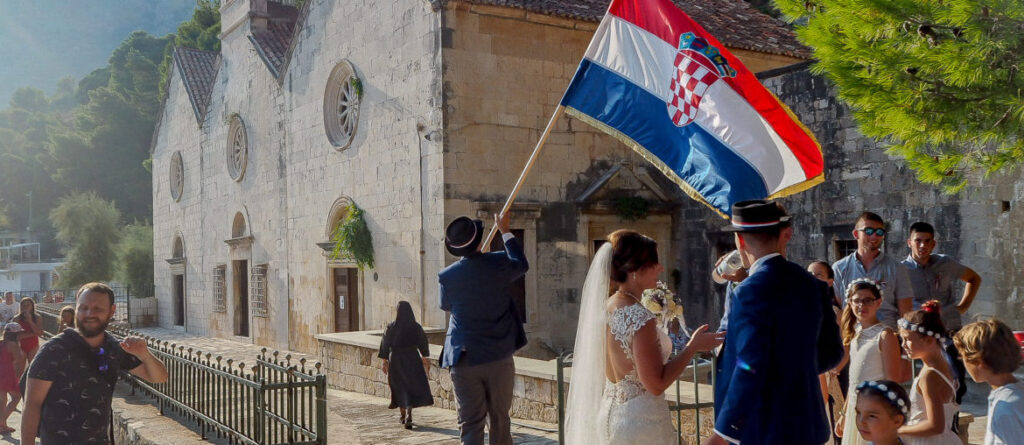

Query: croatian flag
[560,0,824,217]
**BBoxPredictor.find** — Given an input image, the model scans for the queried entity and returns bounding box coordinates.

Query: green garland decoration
[614,196,651,221]
[330,203,375,269]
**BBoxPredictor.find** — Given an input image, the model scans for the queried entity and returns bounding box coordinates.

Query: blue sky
[0,0,197,106]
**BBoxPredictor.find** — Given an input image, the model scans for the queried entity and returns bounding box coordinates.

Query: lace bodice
[599,304,676,445]
[609,303,656,355]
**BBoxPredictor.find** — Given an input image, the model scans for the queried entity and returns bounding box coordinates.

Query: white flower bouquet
[640,281,684,327]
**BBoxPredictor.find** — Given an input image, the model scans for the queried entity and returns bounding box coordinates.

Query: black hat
[722,199,791,232]
[445,216,484,256]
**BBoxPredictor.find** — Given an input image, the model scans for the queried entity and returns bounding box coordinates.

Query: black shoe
[404,414,412,429]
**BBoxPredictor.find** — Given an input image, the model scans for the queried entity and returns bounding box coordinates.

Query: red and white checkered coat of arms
[667,33,737,127]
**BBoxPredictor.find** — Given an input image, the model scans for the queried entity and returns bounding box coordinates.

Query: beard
[76,316,111,338]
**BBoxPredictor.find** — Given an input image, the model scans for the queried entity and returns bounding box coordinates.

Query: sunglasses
[858,227,886,237]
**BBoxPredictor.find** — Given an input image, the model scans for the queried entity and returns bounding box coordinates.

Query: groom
[439,213,528,445]
[705,200,843,445]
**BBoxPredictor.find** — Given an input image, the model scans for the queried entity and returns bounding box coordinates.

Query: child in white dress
[854,380,910,445]
[837,279,907,445]
[897,301,960,444]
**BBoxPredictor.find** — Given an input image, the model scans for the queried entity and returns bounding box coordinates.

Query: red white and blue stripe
[560,0,824,217]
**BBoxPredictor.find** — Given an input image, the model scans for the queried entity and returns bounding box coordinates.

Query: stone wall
[317,331,560,423]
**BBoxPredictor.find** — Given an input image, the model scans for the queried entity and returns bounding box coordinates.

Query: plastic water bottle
[713,250,743,284]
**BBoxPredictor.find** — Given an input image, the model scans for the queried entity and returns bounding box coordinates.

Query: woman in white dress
[897,301,961,445]
[564,230,725,444]
[837,279,907,445]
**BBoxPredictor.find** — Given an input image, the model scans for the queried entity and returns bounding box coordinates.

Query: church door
[333,268,358,332]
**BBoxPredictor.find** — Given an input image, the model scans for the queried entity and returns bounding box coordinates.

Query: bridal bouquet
[640,281,684,326]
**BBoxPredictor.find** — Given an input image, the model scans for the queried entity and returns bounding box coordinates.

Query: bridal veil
[564,242,612,444]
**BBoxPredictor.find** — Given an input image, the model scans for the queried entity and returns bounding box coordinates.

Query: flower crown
[845,277,878,297]
[897,318,944,341]
[856,381,908,415]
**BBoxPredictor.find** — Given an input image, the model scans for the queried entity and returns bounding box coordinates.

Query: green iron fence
[556,351,717,445]
[106,325,327,445]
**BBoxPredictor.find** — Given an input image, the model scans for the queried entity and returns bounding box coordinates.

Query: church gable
[172,47,220,124]
[575,163,675,209]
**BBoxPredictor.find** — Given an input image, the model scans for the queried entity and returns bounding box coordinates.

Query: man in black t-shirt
[22,282,168,444]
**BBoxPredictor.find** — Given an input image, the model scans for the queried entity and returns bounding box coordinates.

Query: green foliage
[614,196,651,221]
[774,0,1024,192]
[50,192,122,288]
[158,0,221,99]
[118,223,155,298]
[330,204,375,270]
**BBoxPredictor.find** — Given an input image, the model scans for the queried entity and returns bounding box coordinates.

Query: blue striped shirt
[832,250,914,329]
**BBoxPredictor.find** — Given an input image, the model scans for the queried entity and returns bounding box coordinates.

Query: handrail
[105,325,326,445]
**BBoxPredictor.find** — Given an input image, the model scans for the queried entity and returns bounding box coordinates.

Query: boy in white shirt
[0,293,16,323]
[953,319,1024,445]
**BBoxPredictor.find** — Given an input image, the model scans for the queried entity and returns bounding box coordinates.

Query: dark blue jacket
[714,255,843,444]
[439,236,528,368]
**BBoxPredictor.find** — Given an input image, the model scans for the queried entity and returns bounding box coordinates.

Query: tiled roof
[249,2,300,78]
[172,47,220,123]
[457,0,810,59]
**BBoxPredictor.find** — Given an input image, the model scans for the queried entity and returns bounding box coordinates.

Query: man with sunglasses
[831,212,914,329]
[21,282,167,444]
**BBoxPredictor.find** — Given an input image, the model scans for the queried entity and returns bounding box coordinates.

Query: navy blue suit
[439,236,528,369]
[714,255,843,444]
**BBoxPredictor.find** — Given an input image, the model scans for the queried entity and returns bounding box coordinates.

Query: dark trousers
[450,356,515,445]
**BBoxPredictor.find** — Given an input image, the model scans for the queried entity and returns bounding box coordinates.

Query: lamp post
[25,191,32,233]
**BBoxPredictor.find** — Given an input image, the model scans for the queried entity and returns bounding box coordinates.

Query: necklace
[616,290,641,304]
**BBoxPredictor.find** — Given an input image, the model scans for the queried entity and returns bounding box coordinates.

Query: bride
[565,230,725,444]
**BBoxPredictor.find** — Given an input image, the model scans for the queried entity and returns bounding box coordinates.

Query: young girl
[14,298,42,363]
[0,323,26,434]
[897,300,960,444]
[854,380,910,445]
[58,305,75,332]
[838,279,907,445]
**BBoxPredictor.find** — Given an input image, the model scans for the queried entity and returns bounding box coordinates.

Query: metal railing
[9,286,132,324]
[556,351,717,445]
[108,325,327,445]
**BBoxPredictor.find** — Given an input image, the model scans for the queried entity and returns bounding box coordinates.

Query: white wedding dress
[564,244,676,445]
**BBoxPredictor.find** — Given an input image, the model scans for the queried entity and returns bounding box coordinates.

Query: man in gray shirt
[831,212,914,329]
[901,221,981,332]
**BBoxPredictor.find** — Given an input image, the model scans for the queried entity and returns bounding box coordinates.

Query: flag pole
[482,105,566,252]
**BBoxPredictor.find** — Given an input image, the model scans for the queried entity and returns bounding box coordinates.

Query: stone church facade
[150,0,870,355]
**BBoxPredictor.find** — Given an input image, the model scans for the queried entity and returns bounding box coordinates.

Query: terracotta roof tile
[249,2,300,78]
[458,0,810,59]
[172,47,220,122]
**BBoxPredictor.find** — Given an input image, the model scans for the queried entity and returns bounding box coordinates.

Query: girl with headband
[897,300,960,444]
[853,380,910,445]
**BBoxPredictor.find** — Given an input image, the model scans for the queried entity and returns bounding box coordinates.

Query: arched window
[232,212,248,239]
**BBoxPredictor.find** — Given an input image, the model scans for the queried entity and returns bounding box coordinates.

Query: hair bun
[922,300,941,313]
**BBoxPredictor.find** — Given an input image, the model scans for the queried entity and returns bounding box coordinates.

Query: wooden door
[233,260,249,337]
[172,274,185,326]
[333,268,358,332]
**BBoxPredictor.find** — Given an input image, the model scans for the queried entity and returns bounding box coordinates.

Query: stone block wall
[317,332,560,423]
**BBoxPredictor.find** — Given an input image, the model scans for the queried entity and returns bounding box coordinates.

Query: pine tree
[774,0,1024,191]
